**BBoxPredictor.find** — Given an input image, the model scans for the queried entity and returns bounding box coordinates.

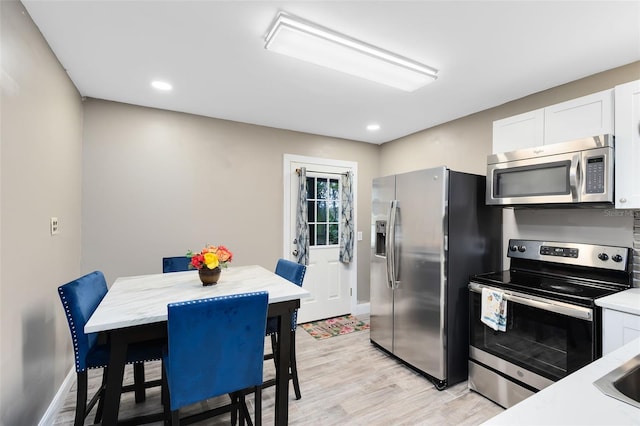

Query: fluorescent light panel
[264,12,438,92]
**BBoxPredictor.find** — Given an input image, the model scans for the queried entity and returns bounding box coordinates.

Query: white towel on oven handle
[480,287,507,332]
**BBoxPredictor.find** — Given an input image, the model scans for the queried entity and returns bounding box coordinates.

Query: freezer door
[393,167,448,380]
[370,175,395,352]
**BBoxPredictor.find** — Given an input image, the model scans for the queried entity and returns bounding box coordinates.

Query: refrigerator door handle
[385,201,394,288]
[386,200,399,289]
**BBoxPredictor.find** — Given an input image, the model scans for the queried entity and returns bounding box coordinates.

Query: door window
[306,176,340,247]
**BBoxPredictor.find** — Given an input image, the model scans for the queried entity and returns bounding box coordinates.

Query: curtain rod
[295,168,349,176]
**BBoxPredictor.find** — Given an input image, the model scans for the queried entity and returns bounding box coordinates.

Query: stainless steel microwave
[486,135,614,206]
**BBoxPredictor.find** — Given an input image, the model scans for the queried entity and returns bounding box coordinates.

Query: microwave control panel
[585,156,605,194]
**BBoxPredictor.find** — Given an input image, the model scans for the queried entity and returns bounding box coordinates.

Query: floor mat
[300,314,370,340]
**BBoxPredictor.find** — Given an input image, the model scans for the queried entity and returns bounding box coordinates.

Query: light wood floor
[54,317,504,425]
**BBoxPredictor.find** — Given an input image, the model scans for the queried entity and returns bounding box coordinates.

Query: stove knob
[510,245,518,252]
[518,245,526,253]
[612,254,623,263]
[597,253,609,261]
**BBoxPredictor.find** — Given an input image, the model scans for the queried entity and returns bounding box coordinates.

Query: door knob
[292,249,299,256]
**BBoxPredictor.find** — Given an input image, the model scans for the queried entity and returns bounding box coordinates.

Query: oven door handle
[469,282,593,321]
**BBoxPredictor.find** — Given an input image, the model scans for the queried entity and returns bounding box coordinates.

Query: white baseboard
[354,302,370,317]
[39,367,75,426]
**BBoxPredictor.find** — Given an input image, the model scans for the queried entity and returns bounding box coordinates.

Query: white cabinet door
[602,309,640,355]
[614,80,640,208]
[492,89,614,154]
[492,109,544,153]
[544,89,614,145]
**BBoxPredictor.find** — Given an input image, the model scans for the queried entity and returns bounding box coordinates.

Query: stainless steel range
[468,239,633,408]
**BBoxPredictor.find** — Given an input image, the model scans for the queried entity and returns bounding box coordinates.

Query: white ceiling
[21,1,640,144]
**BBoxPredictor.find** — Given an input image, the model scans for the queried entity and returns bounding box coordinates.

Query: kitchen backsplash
[634,210,639,287]
[503,208,638,284]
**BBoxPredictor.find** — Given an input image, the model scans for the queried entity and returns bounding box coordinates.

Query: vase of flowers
[187,244,233,286]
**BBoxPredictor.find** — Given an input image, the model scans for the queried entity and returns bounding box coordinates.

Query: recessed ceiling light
[367,124,381,131]
[151,80,172,91]
[264,12,438,92]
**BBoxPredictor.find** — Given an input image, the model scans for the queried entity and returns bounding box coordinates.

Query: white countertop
[596,288,640,316]
[481,337,640,425]
[85,265,310,333]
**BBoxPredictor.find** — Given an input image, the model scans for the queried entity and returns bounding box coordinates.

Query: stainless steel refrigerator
[370,166,501,389]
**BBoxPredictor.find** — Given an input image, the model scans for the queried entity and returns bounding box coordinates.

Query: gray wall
[81,100,379,301]
[1,1,83,423]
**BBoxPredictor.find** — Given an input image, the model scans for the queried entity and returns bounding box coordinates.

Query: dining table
[84,264,311,426]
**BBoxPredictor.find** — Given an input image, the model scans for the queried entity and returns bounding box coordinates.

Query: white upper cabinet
[492,109,544,154]
[492,89,614,154]
[614,79,640,208]
[544,89,614,145]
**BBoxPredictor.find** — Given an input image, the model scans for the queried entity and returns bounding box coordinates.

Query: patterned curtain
[295,167,309,265]
[340,171,354,263]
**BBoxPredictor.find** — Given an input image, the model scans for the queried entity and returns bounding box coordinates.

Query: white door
[283,155,357,324]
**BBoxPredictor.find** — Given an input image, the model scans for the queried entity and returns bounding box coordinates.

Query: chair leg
[290,330,302,400]
[230,392,238,426]
[238,392,249,426]
[133,362,146,402]
[74,371,88,426]
[94,368,108,423]
[171,410,180,426]
[255,386,262,426]
[162,365,172,425]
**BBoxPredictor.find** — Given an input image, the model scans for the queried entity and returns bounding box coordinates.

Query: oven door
[469,282,597,383]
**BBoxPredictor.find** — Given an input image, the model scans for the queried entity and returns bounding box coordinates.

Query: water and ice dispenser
[375,220,387,256]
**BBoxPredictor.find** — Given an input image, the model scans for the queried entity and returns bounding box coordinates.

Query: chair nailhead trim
[169,291,267,308]
[59,288,83,372]
[60,286,162,372]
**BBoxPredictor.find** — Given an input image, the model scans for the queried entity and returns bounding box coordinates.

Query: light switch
[357,231,363,241]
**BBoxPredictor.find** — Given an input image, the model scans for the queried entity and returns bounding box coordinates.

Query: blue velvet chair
[264,258,306,399]
[162,291,269,425]
[162,256,191,273]
[58,271,164,426]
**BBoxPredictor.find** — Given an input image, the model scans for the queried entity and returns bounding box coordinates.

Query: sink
[594,353,640,409]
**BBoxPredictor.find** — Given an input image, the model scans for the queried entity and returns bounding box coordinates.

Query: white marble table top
[85,265,311,334]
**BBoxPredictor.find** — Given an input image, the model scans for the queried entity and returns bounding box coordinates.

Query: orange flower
[216,246,233,263]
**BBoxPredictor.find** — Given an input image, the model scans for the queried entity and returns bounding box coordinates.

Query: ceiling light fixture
[151,80,172,91]
[264,12,438,92]
[367,123,381,131]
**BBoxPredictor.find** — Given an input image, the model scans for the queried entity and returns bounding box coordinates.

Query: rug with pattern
[301,315,370,340]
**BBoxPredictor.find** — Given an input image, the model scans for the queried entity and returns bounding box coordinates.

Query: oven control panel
[508,239,631,271]
[539,246,579,258]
